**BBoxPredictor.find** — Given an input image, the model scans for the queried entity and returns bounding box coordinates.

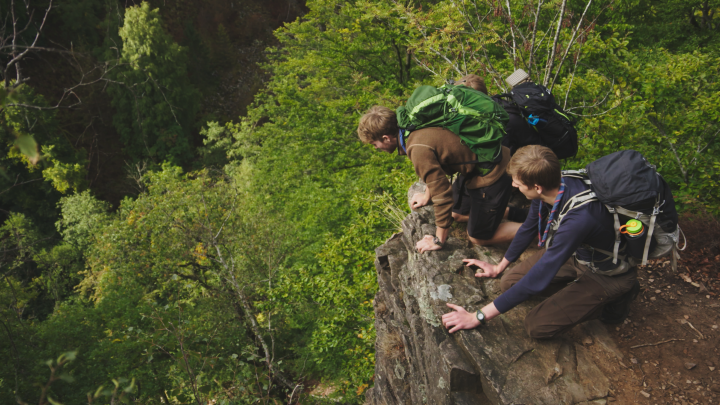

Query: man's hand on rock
[416,235,442,253]
[463,259,503,278]
[410,191,430,210]
[442,303,480,333]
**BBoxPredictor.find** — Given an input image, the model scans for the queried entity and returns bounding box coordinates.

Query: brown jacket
[403,127,511,228]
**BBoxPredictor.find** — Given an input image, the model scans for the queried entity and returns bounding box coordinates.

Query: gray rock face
[366,183,622,405]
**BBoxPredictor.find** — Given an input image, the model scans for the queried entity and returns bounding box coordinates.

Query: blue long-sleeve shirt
[494,177,622,314]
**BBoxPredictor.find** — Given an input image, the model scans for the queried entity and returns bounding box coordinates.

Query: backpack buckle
[527,114,547,126]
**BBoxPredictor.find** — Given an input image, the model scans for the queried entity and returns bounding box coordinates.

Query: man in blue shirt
[441,145,640,338]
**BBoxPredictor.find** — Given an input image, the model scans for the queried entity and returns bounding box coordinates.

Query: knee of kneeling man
[499,275,515,293]
[524,317,559,340]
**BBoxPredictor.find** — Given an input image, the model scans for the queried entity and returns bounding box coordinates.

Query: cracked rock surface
[366,183,620,405]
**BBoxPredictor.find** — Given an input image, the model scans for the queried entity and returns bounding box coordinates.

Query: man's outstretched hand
[463,258,503,278]
[416,235,441,253]
[442,303,480,333]
[410,192,430,210]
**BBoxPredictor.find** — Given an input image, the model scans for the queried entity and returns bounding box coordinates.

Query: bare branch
[550,0,593,91]
[565,99,626,117]
[0,175,42,196]
[544,0,567,86]
[505,0,517,68]
[527,0,544,72]
[563,50,583,110]
[565,77,614,111]
[4,0,53,89]
[449,0,478,33]
[689,128,717,166]
[412,55,439,76]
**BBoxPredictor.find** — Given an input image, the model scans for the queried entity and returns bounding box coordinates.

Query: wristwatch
[476,309,487,325]
[432,236,444,246]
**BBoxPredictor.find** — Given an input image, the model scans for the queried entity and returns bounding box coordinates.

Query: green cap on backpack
[625,219,643,234]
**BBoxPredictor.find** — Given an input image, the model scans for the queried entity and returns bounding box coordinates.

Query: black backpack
[499,82,578,159]
[557,150,685,272]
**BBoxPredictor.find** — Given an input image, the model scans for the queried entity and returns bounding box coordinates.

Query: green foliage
[611,0,720,51]
[198,0,428,398]
[108,2,199,165]
[56,190,112,251]
[268,176,412,401]
[2,166,301,403]
[3,0,720,404]
[577,49,720,213]
[0,85,88,225]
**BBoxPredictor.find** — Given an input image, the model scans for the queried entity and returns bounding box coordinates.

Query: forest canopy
[1,0,718,404]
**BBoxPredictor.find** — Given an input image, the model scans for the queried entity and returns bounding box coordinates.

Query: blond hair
[456,74,487,94]
[507,145,561,189]
[357,106,398,143]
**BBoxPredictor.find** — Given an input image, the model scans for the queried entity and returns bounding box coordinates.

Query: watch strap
[476,309,487,325]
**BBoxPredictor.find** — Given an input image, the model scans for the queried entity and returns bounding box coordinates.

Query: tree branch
[544,0,567,86]
[505,0,517,68]
[527,0,544,72]
[550,0,593,91]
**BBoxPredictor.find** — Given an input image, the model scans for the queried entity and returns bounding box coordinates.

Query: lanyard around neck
[398,129,407,153]
[538,182,566,248]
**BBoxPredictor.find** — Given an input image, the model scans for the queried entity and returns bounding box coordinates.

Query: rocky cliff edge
[365,183,624,405]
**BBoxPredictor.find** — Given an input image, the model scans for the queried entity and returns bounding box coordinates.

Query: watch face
[477,311,485,321]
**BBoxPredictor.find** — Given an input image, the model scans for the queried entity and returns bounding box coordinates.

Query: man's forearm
[496,257,511,273]
[436,226,450,244]
[478,258,510,320]
[480,302,501,320]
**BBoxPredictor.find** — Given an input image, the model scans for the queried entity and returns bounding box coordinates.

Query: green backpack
[396,83,509,164]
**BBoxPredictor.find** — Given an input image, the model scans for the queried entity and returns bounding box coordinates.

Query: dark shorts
[451,175,473,216]
[452,173,513,240]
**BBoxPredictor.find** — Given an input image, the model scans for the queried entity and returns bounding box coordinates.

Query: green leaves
[577,48,720,213]
[108,2,199,165]
[13,135,39,165]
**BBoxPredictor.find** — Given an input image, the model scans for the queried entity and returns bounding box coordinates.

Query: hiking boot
[599,280,641,324]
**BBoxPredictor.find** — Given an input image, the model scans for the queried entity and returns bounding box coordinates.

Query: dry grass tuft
[377,330,405,361]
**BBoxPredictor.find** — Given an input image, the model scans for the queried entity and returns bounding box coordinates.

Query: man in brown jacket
[357,105,521,253]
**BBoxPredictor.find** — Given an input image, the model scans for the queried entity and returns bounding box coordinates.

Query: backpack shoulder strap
[604,204,622,264]
[545,189,597,248]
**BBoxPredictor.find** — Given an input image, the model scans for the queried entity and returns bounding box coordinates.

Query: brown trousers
[500,249,638,339]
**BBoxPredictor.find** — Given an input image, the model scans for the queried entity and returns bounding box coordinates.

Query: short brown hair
[456,74,487,94]
[506,145,561,190]
[357,106,398,143]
